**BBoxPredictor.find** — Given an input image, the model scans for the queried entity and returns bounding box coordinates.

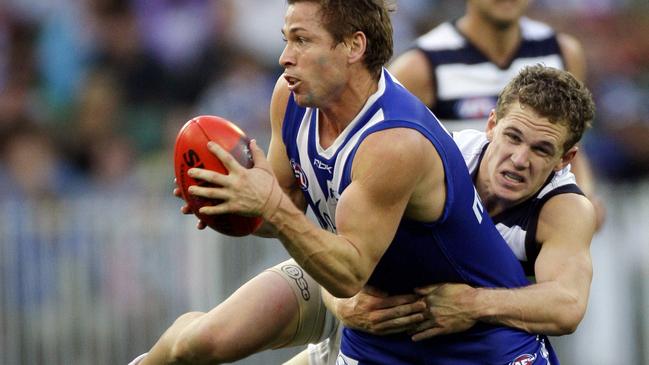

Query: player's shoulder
[452,129,487,165]
[362,127,430,154]
[352,127,437,195]
[357,127,433,171]
[538,192,596,238]
[415,21,464,51]
[270,76,293,129]
[452,129,487,151]
[519,16,556,40]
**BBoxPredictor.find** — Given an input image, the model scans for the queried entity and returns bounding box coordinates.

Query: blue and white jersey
[415,17,566,131]
[282,69,558,364]
[454,129,585,277]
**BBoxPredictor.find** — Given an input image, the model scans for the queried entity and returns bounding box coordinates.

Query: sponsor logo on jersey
[291,159,309,190]
[455,96,497,119]
[509,353,537,365]
[314,158,333,174]
[281,264,311,300]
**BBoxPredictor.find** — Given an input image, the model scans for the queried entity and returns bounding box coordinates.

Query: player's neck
[318,69,378,149]
[458,15,521,67]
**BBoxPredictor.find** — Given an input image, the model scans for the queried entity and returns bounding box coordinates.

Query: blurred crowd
[1,0,648,202]
[0,0,284,201]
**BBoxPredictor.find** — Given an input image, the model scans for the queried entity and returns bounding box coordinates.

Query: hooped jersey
[282,69,557,364]
[415,17,565,131]
[454,129,584,277]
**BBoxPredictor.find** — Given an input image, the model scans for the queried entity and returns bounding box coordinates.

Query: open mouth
[502,171,524,184]
[284,75,301,90]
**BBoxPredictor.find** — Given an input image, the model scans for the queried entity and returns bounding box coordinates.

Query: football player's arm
[388,49,436,107]
[265,128,426,298]
[412,194,595,339]
[255,77,307,237]
[322,286,425,335]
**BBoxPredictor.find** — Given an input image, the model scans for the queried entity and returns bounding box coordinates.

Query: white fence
[0,193,299,365]
[0,180,647,365]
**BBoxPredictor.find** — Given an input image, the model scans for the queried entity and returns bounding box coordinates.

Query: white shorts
[307,321,342,365]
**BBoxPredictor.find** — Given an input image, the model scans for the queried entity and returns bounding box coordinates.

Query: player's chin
[493,181,527,202]
[293,96,312,108]
[293,91,319,108]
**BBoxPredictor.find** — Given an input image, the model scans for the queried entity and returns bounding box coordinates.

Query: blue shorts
[338,327,559,365]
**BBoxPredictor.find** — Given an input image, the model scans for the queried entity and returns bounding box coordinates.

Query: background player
[389,0,604,228]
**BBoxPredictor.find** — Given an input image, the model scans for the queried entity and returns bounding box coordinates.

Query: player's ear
[485,109,497,141]
[346,31,367,64]
[555,145,578,171]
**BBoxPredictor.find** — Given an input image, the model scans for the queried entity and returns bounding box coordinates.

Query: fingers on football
[207,141,244,173]
[188,184,229,201]
[173,187,183,198]
[249,139,267,164]
[189,165,229,186]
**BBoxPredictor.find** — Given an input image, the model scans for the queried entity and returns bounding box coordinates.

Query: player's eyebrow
[281,26,308,36]
[505,126,558,154]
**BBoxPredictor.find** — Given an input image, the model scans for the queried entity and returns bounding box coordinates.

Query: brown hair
[495,65,596,152]
[287,0,394,79]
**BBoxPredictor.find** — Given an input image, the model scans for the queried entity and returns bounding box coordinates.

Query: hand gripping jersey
[282,70,558,364]
[415,17,566,131]
[455,129,584,277]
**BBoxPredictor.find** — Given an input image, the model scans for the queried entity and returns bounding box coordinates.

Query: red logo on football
[173,115,263,236]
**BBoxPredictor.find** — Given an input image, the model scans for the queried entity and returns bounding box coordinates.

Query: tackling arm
[412,193,595,339]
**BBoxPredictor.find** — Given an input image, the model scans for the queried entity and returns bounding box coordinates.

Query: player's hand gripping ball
[174,115,263,236]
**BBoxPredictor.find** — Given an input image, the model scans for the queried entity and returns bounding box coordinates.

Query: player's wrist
[261,178,284,221]
[464,287,491,321]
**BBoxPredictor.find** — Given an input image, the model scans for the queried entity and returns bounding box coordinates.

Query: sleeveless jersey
[415,17,566,131]
[282,69,557,364]
[455,129,584,277]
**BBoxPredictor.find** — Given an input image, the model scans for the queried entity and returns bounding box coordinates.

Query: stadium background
[0,0,647,364]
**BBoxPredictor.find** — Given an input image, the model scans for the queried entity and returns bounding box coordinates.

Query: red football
[173,115,263,236]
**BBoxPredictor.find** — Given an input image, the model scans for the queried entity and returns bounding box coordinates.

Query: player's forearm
[254,188,306,238]
[264,196,367,298]
[471,282,587,335]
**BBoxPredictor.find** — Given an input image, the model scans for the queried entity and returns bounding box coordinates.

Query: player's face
[468,0,530,28]
[279,3,349,107]
[483,102,576,205]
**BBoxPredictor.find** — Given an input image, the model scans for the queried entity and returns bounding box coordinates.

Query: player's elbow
[330,269,368,298]
[551,297,587,335]
[330,281,363,298]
